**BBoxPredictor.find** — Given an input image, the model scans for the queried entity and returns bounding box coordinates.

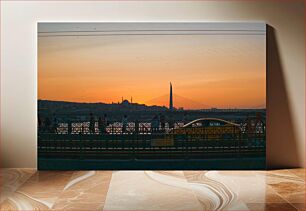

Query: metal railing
[38,122,266,159]
[38,121,185,135]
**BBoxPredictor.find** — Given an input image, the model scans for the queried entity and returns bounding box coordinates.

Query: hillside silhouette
[145,94,211,110]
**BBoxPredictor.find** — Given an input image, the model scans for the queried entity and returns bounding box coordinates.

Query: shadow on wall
[266,25,299,169]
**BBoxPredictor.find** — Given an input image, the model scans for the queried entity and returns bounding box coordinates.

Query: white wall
[1,1,304,168]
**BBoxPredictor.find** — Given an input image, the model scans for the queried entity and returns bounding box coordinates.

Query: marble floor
[0,169,304,211]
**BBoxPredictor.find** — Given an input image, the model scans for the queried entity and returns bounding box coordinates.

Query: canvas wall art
[38,23,266,170]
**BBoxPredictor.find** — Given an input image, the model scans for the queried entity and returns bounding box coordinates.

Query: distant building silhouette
[169,82,173,110]
[121,99,130,106]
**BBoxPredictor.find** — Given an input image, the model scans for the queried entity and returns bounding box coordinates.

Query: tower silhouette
[169,82,173,110]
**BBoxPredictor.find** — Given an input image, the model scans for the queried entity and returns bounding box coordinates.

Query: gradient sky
[38,30,266,109]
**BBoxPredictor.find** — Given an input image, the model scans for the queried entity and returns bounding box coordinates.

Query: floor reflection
[0,168,304,210]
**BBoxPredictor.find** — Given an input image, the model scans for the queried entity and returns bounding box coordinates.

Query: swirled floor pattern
[0,169,304,210]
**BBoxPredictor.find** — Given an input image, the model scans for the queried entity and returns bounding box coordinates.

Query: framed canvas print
[38,22,266,170]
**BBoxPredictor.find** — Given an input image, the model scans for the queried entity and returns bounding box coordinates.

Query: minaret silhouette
[169,82,173,110]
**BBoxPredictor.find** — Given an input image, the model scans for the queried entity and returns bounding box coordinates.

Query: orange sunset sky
[38,33,266,109]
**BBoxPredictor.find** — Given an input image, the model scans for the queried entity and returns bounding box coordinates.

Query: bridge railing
[38,121,185,135]
[38,123,266,157]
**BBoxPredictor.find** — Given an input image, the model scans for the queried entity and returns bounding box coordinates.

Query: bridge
[38,119,266,162]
